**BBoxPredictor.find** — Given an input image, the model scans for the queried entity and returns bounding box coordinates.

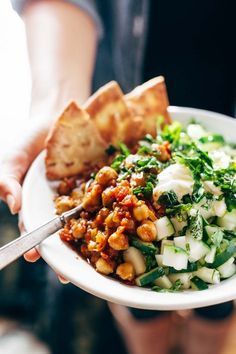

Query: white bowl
[22,107,236,310]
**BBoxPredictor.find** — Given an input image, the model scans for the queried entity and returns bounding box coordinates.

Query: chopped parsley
[213,168,236,211]
[189,211,203,240]
[192,180,205,203]
[105,144,117,156]
[166,203,192,217]
[143,134,156,144]
[133,181,154,199]
[111,154,126,170]
[145,254,157,272]
[175,145,213,179]
[161,121,182,148]
[137,144,152,155]
[119,142,130,157]
[199,134,225,145]
[136,156,161,172]
[158,191,179,208]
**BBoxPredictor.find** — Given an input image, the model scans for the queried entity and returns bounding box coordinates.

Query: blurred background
[0,1,235,354]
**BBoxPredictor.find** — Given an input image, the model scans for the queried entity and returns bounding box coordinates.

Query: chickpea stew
[56,120,236,292]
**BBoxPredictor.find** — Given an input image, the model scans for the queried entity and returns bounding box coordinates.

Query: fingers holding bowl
[57,275,70,284]
[24,248,41,263]
[0,175,22,214]
[18,212,41,263]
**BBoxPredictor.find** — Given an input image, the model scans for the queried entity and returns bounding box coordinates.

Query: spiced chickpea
[152,143,171,162]
[137,220,157,241]
[58,178,76,195]
[158,144,171,162]
[88,227,98,240]
[108,230,129,251]
[121,218,135,232]
[55,195,75,215]
[95,208,109,226]
[71,187,84,201]
[88,240,97,251]
[102,186,115,207]
[58,180,71,195]
[96,257,114,275]
[130,172,145,187]
[71,218,87,239]
[105,212,119,228]
[133,202,150,221]
[116,262,135,281]
[95,166,118,186]
[82,183,102,211]
[95,231,107,251]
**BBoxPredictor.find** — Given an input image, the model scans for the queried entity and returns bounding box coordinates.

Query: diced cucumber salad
[127,120,236,292]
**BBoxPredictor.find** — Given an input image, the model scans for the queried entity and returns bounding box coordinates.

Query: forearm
[23,0,97,121]
[1,0,98,212]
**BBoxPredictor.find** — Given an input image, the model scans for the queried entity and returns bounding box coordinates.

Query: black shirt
[143,0,235,116]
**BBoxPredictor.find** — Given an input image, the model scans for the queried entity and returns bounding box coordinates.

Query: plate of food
[22,77,236,310]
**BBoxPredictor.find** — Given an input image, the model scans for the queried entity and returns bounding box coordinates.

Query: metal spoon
[0,204,83,271]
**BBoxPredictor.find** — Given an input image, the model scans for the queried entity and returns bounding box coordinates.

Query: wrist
[30,78,91,122]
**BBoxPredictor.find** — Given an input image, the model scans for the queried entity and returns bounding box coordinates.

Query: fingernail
[6,194,16,214]
[58,275,70,284]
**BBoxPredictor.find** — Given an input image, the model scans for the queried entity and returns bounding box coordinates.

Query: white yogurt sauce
[153,163,194,202]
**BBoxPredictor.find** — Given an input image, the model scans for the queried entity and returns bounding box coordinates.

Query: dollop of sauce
[153,163,194,202]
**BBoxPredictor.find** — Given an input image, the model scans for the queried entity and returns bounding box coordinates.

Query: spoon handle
[0,216,63,270]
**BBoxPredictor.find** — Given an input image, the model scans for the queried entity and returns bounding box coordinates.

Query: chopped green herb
[189,211,203,240]
[117,169,131,181]
[133,181,154,199]
[182,194,192,204]
[171,279,183,291]
[161,121,182,148]
[148,173,158,184]
[105,144,117,156]
[166,203,192,217]
[136,156,160,172]
[137,145,152,155]
[213,168,236,211]
[224,230,236,240]
[199,134,225,145]
[189,118,198,124]
[119,142,130,157]
[192,180,205,203]
[145,254,157,272]
[175,143,213,181]
[143,134,156,144]
[158,191,179,208]
[111,154,126,171]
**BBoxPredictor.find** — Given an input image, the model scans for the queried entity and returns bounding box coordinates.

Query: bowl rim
[22,106,236,310]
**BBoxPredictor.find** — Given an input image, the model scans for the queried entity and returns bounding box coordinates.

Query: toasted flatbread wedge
[45,102,107,180]
[84,81,143,145]
[125,76,171,137]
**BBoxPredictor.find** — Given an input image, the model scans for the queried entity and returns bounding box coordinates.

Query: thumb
[0,176,22,214]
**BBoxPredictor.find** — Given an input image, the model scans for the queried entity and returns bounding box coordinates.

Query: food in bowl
[45,77,236,292]
[55,120,236,292]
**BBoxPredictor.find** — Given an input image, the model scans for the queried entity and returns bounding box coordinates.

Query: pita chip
[125,76,171,137]
[84,81,143,145]
[45,102,107,180]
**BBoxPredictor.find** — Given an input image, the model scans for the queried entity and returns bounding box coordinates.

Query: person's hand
[0,119,49,262]
[0,118,71,284]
